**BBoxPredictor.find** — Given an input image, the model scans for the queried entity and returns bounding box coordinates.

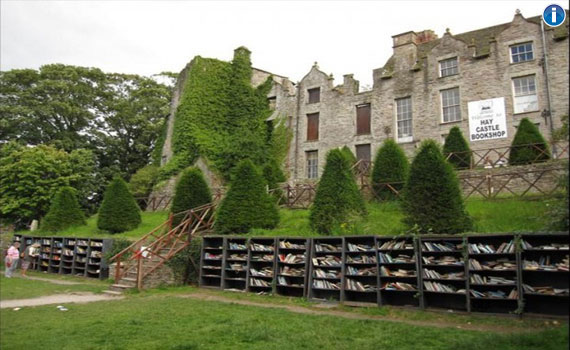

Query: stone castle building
[160,10,568,185]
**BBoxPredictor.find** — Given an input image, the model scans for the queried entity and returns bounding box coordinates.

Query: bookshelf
[223,237,248,291]
[419,236,468,311]
[11,235,112,279]
[276,238,309,297]
[520,233,569,316]
[247,238,276,293]
[378,236,420,307]
[308,237,343,302]
[199,236,224,288]
[343,236,378,305]
[466,234,519,314]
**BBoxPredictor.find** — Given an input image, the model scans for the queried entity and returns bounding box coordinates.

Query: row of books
[228,242,247,250]
[423,268,464,280]
[250,267,273,277]
[277,276,303,287]
[202,265,221,270]
[250,278,271,287]
[470,289,517,299]
[468,241,515,254]
[90,251,102,258]
[312,256,341,267]
[522,284,569,295]
[347,243,374,252]
[381,282,416,291]
[378,240,413,250]
[279,241,306,249]
[469,259,516,271]
[347,266,376,276]
[315,243,341,252]
[521,240,569,250]
[76,247,87,254]
[250,243,273,252]
[346,255,376,264]
[424,281,465,294]
[314,268,341,279]
[279,254,305,264]
[380,266,414,277]
[251,254,274,262]
[280,266,304,276]
[470,274,515,285]
[228,263,246,271]
[313,279,341,290]
[346,278,375,292]
[228,254,247,261]
[378,253,415,264]
[204,253,222,260]
[422,242,461,252]
[422,256,463,266]
[523,256,569,271]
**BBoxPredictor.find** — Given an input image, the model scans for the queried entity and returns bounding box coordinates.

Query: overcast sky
[0,0,561,87]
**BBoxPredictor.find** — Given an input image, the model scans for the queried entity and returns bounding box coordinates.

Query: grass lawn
[0,273,109,300]
[1,290,568,350]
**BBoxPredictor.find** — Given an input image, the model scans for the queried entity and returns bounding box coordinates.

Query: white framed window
[510,42,534,63]
[441,87,461,123]
[439,57,458,77]
[306,151,318,179]
[512,75,538,114]
[396,97,413,142]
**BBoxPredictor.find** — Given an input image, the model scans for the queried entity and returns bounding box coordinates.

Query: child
[5,241,20,278]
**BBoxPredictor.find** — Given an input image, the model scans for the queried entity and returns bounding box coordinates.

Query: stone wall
[109,262,179,289]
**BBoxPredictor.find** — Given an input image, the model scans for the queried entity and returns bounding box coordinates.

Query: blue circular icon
[543,4,566,27]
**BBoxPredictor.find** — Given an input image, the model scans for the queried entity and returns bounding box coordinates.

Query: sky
[0,0,562,88]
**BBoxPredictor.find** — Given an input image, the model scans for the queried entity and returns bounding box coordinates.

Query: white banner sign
[468,97,508,142]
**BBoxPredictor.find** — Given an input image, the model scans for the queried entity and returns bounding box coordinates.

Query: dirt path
[177,292,528,334]
[1,292,123,309]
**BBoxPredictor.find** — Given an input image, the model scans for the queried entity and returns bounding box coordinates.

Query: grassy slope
[1,293,568,350]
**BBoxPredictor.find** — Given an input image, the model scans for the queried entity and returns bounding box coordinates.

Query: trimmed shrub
[509,118,551,165]
[42,187,86,232]
[402,140,472,234]
[309,149,367,234]
[443,127,472,169]
[215,159,279,234]
[97,177,141,233]
[170,167,212,227]
[370,139,409,201]
[129,165,159,198]
[262,158,286,203]
[340,145,357,168]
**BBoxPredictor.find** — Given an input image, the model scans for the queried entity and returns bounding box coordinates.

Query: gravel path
[1,292,123,309]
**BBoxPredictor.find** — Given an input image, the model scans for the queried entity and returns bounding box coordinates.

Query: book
[314,268,341,278]
[347,266,377,276]
[470,289,517,299]
[469,258,515,270]
[204,253,222,260]
[313,279,341,290]
[523,256,569,272]
[228,254,247,261]
[251,254,274,262]
[315,243,341,252]
[423,281,464,293]
[347,243,374,252]
[422,256,463,266]
[279,241,306,249]
[312,255,342,267]
[422,241,461,252]
[378,240,414,250]
[469,274,515,285]
[278,253,305,264]
[250,267,273,277]
[346,255,377,264]
[280,266,305,276]
[423,268,464,280]
[381,282,417,291]
[228,242,247,250]
[250,278,271,287]
[277,276,303,287]
[250,243,273,252]
[346,278,376,292]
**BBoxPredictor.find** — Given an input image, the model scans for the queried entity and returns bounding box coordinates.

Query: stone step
[110,283,135,292]
[103,290,123,296]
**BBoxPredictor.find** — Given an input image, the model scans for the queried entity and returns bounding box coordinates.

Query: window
[510,42,533,63]
[268,96,277,110]
[307,113,319,141]
[355,144,371,163]
[512,75,538,114]
[356,104,371,135]
[439,57,458,77]
[441,87,461,123]
[306,151,318,179]
[396,97,412,141]
[308,87,320,104]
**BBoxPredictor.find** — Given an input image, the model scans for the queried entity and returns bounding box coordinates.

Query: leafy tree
[129,165,159,198]
[97,177,141,233]
[402,140,472,234]
[443,127,472,169]
[370,139,409,200]
[0,142,94,228]
[215,159,279,234]
[170,167,212,227]
[340,146,357,168]
[509,118,551,165]
[552,114,568,142]
[309,149,366,234]
[42,187,86,232]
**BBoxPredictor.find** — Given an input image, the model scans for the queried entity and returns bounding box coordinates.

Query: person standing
[21,243,40,277]
[5,241,21,278]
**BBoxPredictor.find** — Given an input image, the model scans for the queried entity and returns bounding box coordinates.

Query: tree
[370,139,409,200]
[97,177,141,233]
[340,146,357,168]
[309,149,366,234]
[402,140,472,234]
[129,165,159,198]
[215,159,279,234]
[509,118,551,165]
[41,187,86,232]
[170,167,212,227]
[0,142,95,228]
[443,127,472,169]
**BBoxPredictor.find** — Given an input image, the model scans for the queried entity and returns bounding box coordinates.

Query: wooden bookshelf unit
[378,236,420,307]
[276,238,309,297]
[247,238,276,293]
[308,237,343,302]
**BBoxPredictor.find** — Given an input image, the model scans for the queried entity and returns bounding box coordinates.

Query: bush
[129,165,159,198]
[215,159,279,234]
[103,238,133,262]
[170,167,212,227]
[309,149,367,234]
[340,146,357,168]
[402,140,472,234]
[509,118,551,165]
[443,127,472,169]
[370,139,409,201]
[41,187,86,232]
[97,177,141,233]
[166,237,203,285]
[262,159,286,204]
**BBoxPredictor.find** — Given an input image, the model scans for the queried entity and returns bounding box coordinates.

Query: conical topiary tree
[309,149,367,234]
[340,145,357,168]
[402,140,472,234]
[215,159,279,234]
[443,126,472,169]
[97,177,141,233]
[170,167,212,227]
[42,186,86,232]
[370,139,409,201]
[509,118,551,165]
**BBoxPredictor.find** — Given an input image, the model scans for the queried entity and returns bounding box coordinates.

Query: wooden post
[115,257,121,283]
[136,255,143,290]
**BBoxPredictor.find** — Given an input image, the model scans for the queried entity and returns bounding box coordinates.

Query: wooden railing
[109,202,216,288]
